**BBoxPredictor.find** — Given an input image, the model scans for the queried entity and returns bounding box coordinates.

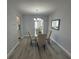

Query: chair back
[37,34,46,47]
[47,30,52,39]
[28,32,32,41]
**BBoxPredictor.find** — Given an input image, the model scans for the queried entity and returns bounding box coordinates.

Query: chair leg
[43,44,46,50]
[48,40,50,44]
[37,43,39,50]
[30,41,32,46]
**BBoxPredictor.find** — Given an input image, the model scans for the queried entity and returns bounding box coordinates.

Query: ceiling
[8,0,65,15]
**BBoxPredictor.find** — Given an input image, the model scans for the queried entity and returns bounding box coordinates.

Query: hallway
[8,37,70,59]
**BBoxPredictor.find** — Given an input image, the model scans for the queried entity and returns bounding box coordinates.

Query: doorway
[34,18,44,36]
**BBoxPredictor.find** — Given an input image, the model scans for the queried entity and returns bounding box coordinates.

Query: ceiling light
[16,16,20,20]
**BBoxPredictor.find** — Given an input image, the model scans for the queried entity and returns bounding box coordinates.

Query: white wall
[7,0,20,53]
[48,0,71,55]
[21,15,49,37]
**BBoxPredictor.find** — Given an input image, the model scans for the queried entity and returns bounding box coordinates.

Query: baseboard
[7,42,19,59]
[23,35,34,38]
[23,35,29,37]
[51,39,71,57]
[21,36,24,39]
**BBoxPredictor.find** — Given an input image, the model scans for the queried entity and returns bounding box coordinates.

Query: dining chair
[47,30,52,44]
[28,32,32,46]
[37,34,46,50]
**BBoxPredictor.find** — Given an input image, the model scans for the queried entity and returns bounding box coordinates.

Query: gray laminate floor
[8,37,70,59]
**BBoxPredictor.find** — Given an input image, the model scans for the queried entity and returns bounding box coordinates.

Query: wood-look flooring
[8,37,70,59]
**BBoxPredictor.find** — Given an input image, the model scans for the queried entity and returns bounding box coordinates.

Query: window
[34,18,43,36]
